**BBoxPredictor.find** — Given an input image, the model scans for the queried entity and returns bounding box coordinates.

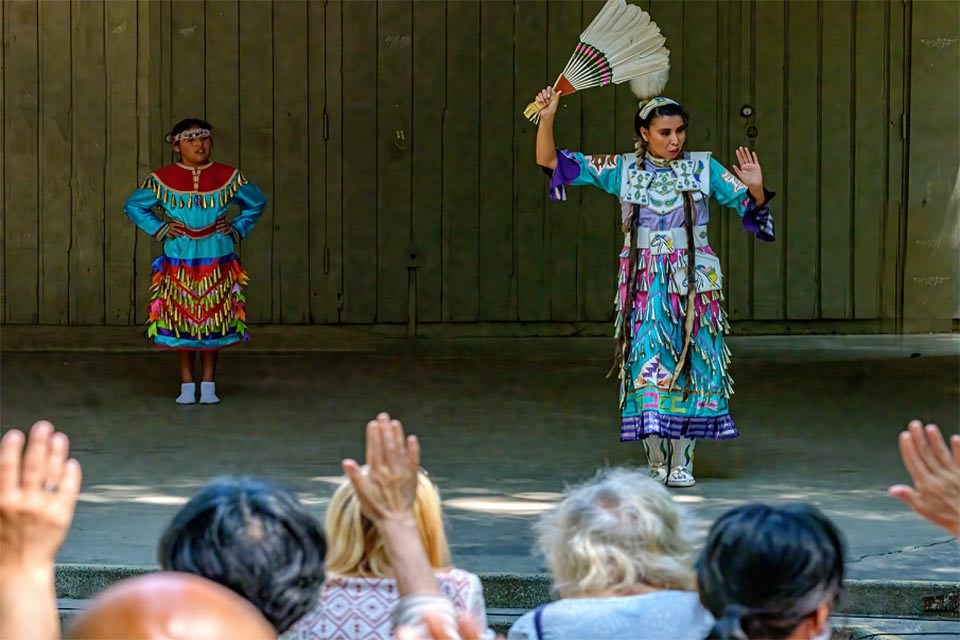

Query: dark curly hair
[158,476,326,633]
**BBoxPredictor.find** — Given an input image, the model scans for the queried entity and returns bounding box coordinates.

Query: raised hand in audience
[342,413,440,597]
[0,421,82,640]
[889,420,960,536]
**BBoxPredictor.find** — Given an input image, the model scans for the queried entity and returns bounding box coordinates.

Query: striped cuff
[153,223,170,240]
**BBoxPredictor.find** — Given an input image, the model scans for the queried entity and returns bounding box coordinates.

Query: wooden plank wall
[0,0,944,331]
[710,0,912,324]
[904,0,959,328]
[4,0,39,324]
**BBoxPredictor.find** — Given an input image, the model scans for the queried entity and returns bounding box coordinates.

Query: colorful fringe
[615,244,738,441]
[146,254,250,349]
[139,171,247,211]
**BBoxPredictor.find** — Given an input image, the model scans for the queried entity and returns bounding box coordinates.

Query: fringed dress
[549,150,774,442]
[123,162,267,350]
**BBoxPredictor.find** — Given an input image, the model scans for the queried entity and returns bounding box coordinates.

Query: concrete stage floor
[1,329,958,583]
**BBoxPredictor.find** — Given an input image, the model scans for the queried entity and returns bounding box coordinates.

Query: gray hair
[535,468,697,598]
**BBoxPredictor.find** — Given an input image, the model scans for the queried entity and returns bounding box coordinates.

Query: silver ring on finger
[43,483,58,493]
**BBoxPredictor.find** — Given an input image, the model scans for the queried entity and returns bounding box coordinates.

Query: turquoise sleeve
[564,150,623,196]
[708,158,752,215]
[229,179,268,239]
[548,149,623,200]
[709,157,776,241]
[123,188,164,237]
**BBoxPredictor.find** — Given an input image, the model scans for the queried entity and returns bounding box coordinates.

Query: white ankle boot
[176,383,196,405]
[200,381,220,405]
[642,436,668,483]
[667,437,696,487]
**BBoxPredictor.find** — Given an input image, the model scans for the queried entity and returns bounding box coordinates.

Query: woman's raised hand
[535,86,561,119]
[342,413,420,525]
[889,420,960,536]
[731,146,763,190]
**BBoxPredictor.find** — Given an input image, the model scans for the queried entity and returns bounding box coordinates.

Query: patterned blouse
[284,568,488,640]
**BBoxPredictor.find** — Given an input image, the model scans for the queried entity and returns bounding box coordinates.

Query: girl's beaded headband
[172,128,211,143]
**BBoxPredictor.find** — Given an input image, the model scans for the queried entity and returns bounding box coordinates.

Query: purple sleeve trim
[741,188,776,242]
[547,149,582,202]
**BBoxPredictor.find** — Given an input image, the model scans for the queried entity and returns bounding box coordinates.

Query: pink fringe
[616,246,725,339]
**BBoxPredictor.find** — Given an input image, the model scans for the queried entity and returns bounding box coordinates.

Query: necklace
[645,152,672,168]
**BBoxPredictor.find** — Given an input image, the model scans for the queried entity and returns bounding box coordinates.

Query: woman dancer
[535,88,774,487]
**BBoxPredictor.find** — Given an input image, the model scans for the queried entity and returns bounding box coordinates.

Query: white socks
[176,383,196,404]
[200,381,220,404]
[176,382,220,404]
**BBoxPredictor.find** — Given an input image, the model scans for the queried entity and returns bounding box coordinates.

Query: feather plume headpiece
[523,0,670,123]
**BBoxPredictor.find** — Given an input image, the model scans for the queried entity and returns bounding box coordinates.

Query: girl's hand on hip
[216,217,233,236]
[165,221,187,239]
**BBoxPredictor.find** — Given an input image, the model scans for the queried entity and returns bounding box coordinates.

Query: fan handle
[522,75,575,123]
[522,100,547,124]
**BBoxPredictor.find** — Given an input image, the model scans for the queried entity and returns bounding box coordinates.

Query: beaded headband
[638,96,678,120]
[172,128,211,143]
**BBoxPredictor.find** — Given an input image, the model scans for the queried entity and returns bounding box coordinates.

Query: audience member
[697,504,845,640]
[287,470,487,638]
[66,572,276,640]
[158,476,327,633]
[508,468,712,640]
[342,413,463,638]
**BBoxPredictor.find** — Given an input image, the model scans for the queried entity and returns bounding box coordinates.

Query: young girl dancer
[124,119,267,404]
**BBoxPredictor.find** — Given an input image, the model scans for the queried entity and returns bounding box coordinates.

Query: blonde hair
[324,472,450,578]
[536,467,697,598]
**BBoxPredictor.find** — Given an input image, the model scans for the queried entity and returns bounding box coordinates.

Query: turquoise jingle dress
[549,150,774,442]
[123,162,266,350]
